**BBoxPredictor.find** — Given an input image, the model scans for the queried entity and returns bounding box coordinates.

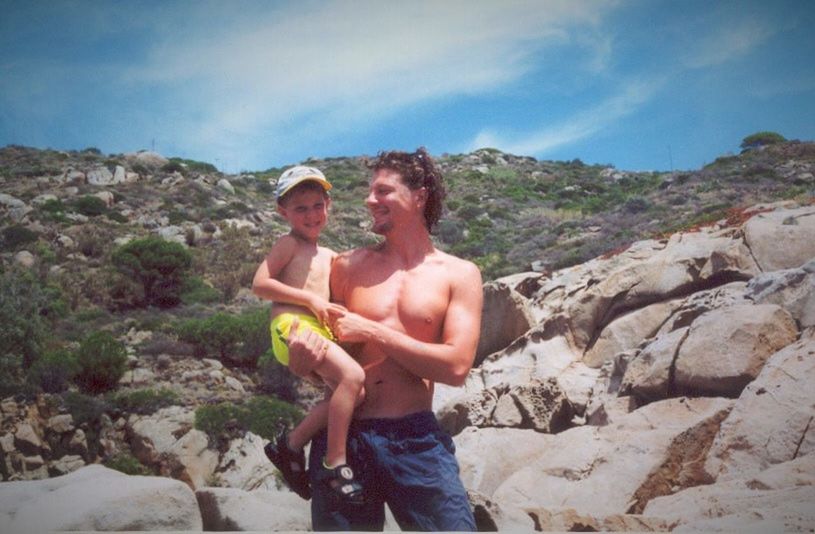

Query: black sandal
[264,432,311,500]
[317,463,365,507]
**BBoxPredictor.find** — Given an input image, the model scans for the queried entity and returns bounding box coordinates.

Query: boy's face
[277,187,330,243]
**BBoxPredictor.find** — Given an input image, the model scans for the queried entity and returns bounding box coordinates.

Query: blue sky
[2,0,814,173]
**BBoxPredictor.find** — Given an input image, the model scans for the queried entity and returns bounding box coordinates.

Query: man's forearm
[352,317,473,386]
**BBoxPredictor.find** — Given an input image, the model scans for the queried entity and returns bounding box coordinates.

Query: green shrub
[168,157,217,174]
[60,391,110,427]
[162,160,186,174]
[180,276,222,305]
[74,195,108,217]
[175,307,270,367]
[103,452,153,475]
[257,350,299,402]
[0,268,52,385]
[106,211,129,223]
[194,396,302,442]
[2,225,39,250]
[740,131,786,150]
[108,387,179,415]
[27,347,78,393]
[73,331,128,394]
[110,236,192,308]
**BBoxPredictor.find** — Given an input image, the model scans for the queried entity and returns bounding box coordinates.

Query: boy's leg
[288,400,328,450]
[312,341,365,468]
[309,429,385,531]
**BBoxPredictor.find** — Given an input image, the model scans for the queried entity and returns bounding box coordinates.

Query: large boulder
[704,336,815,482]
[485,397,733,516]
[743,205,815,271]
[673,303,799,397]
[476,281,536,365]
[127,406,218,489]
[0,464,202,531]
[215,432,280,491]
[583,299,683,368]
[534,228,759,354]
[196,487,310,531]
[622,303,799,401]
[644,454,815,532]
[746,259,815,329]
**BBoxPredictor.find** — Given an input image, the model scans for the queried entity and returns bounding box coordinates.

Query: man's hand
[309,296,348,326]
[287,316,328,378]
[331,311,378,344]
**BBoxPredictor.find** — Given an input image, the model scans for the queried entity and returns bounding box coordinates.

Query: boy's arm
[252,235,317,309]
[332,256,483,386]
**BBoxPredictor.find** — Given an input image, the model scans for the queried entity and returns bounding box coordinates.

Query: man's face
[366,169,425,235]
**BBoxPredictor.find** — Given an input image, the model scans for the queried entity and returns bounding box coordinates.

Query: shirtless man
[287,147,483,531]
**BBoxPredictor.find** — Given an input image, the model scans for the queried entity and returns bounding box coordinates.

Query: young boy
[252,165,365,505]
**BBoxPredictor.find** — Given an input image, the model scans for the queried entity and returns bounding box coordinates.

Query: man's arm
[332,259,483,386]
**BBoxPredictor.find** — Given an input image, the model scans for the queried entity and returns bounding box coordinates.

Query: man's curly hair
[368,147,446,232]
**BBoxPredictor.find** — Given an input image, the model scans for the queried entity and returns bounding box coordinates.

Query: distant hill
[2,140,813,283]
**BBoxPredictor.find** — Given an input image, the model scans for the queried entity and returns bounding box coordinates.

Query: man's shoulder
[335,243,384,264]
[435,249,479,272]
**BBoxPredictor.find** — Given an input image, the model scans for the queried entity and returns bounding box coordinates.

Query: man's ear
[415,187,427,209]
[276,204,287,217]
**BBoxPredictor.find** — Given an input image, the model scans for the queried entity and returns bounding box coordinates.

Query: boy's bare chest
[280,246,332,296]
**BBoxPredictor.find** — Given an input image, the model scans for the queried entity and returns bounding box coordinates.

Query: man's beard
[371,220,393,235]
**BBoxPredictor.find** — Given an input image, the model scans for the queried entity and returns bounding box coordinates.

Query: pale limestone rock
[621,327,689,402]
[561,228,759,351]
[66,428,88,457]
[113,165,126,183]
[455,427,554,497]
[54,234,75,249]
[674,303,799,396]
[743,205,815,271]
[490,397,734,517]
[468,491,537,531]
[644,465,815,532]
[0,192,25,208]
[93,190,114,207]
[31,193,57,205]
[493,271,545,298]
[127,406,218,489]
[476,281,536,365]
[125,150,169,169]
[530,508,673,532]
[215,432,279,491]
[119,367,156,386]
[224,376,245,393]
[196,487,310,531]
[0,433,15,453]
[86,166,114,185]
[13,250,35,268]
[14,424,42,455]
[47,414,74,434]
[584,299,682,368]
[0,464,202,531]
[48,454,84,476]
[747,259,815,328]
[216,178,235,194]
[704,337,815,482]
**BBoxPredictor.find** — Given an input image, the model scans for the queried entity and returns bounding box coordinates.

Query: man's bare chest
[346,269,449,338]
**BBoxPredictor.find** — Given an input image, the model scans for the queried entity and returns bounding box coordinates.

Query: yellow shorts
[270,312,334,366]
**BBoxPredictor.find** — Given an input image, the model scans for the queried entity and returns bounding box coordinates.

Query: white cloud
[682,17,777,69]
[468,77,663,156]
[117,0,619,167]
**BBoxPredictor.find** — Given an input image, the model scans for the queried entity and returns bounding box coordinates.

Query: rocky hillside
[0,141,814,531]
